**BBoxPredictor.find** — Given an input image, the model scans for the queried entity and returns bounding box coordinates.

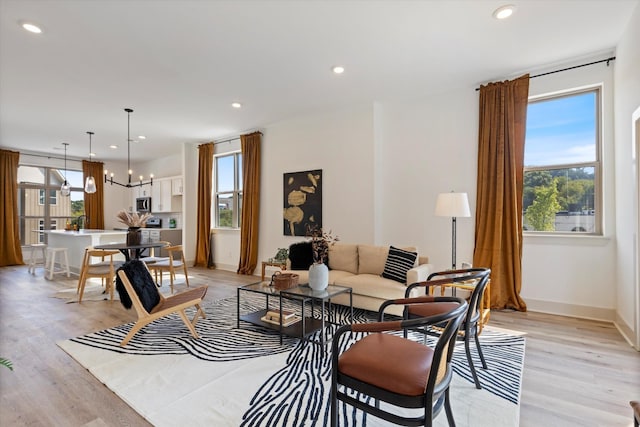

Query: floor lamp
[435,192,471,270]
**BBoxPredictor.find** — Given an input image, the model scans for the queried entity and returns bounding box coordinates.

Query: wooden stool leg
[47,249,55,280]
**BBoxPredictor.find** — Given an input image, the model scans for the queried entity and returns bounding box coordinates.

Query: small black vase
[127,227,142,246]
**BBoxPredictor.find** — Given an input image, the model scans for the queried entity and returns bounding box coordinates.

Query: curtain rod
[475,56,616,91]
[19,152,81,162]
[214,130,264,145]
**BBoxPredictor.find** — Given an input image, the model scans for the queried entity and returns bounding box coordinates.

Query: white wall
[376,87,479,269]
[613,2,640,348]
[520,53,618,320]
[256,105,376,268]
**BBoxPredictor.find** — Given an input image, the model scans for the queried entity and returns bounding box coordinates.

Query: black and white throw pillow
[381,246,418,283]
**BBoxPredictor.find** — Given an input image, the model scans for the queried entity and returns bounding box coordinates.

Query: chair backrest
[402,297,467,395]
[116,260,161,316]
[427,268,491,325]
[166,245,185,264]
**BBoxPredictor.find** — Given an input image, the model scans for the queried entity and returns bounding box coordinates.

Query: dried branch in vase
[306,225,339,264]
[116,210,151,228]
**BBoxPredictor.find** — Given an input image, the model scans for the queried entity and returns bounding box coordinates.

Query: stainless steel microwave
[136,197,151,213]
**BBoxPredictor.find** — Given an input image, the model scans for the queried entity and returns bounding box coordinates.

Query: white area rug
[58,297,525,426]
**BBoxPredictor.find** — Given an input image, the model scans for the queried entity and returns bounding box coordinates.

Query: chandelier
[104,108,153,188]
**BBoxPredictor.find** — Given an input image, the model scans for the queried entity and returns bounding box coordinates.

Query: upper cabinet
[171,177,183,196]
[151,176,182,213]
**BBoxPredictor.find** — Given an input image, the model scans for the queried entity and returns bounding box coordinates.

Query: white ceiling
[0,0,637,162]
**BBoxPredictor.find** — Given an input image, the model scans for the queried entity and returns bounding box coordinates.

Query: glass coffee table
[237,281,353,346]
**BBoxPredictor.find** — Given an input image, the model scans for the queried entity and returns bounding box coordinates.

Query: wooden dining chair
[147,245,189,293]
[139,240,170,265]
[77,247,121,303]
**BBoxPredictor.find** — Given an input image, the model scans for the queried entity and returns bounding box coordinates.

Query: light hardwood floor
[0,264,637,426]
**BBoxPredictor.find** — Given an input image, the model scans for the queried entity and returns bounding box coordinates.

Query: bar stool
[27,243,48,274]
[45,247,70,280]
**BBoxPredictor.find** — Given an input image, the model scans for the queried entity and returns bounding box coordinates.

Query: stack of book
[261,309,300,327]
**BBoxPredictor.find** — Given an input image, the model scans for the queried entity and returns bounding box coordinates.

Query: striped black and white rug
[58,295,525,427]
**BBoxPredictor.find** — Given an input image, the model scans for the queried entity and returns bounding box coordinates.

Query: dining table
[94,241,168,262]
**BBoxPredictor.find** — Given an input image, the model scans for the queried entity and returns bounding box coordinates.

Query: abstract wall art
[283,169,322,236]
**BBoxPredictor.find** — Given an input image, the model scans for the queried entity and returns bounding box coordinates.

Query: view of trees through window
[523,88,600,234]
[215,152,243,228]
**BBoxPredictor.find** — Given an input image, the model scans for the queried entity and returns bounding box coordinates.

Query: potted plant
[306,225,338,290]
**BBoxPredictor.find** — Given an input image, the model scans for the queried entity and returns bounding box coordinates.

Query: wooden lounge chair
[115,260,208,347]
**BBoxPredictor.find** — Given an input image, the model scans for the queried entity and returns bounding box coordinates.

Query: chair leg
[78,275,87,303]
[183,264,190,288]
[169,269,174,293]
[475,333,488,369]
[178,310,199,338]
[330,385,338,427]
[444,387,456,427]
[120,321,146,346]
[465,336,482,389]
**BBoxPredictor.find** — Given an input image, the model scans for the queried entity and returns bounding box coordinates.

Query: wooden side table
[261,260,287,280]
[433,279,491,333]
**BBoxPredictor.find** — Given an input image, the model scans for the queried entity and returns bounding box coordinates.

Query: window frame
[19,164,82,245]
[523,86,602,236]
[213,151,243,229]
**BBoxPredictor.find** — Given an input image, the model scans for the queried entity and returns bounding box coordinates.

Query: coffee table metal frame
[237,281,353,346]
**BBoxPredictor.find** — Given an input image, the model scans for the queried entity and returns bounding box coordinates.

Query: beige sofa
[283,243,434,316]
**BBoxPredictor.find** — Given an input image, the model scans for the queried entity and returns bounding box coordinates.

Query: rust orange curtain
[0,149,24,266]
[82,160,104,229]
[473,74,529,311]
[194,142,214,267]
[237,132,261,275]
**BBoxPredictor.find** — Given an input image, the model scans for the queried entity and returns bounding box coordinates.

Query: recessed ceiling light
[493,5,516,20]
[332,66,345,74]
[231,102,242,109]
[21,22,42,33]
[138,135,146,140]
[109,145,118,149]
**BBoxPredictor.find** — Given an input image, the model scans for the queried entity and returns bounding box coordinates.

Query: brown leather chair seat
[339,333,435,396]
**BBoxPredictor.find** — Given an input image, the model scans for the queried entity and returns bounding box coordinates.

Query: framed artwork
[283,169,322,236]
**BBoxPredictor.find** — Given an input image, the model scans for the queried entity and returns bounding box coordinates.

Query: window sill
[524,232,611,246]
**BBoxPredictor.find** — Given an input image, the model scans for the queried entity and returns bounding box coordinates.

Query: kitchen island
[44,230,127,275]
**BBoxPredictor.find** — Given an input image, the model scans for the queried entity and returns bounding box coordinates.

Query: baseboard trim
[614,312,639,350]
[525,298,615,322]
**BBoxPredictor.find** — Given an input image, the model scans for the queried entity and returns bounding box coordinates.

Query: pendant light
[60,142,71,196]
[104,108,153,188]
[84,131,97,194]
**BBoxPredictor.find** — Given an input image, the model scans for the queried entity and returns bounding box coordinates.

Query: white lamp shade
[84,176,97,194]
[434,192,471,218]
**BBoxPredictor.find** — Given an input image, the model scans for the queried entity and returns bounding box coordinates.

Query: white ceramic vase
[308,263,329,291]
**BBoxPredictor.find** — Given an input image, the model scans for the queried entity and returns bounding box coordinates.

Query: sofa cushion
[357,244,389,275]
[336,274,408,301]
[328,244,358,274]
[382,246,418,283]
[289,241,314,270]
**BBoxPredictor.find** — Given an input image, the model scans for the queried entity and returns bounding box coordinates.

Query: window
[39,189,57,206]
[18,165,84,245]
[523,88,600,234]
[214,152,243,228]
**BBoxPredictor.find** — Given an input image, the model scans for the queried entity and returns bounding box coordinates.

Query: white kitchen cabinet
[171,177,183,195]
[151,178,180,213]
